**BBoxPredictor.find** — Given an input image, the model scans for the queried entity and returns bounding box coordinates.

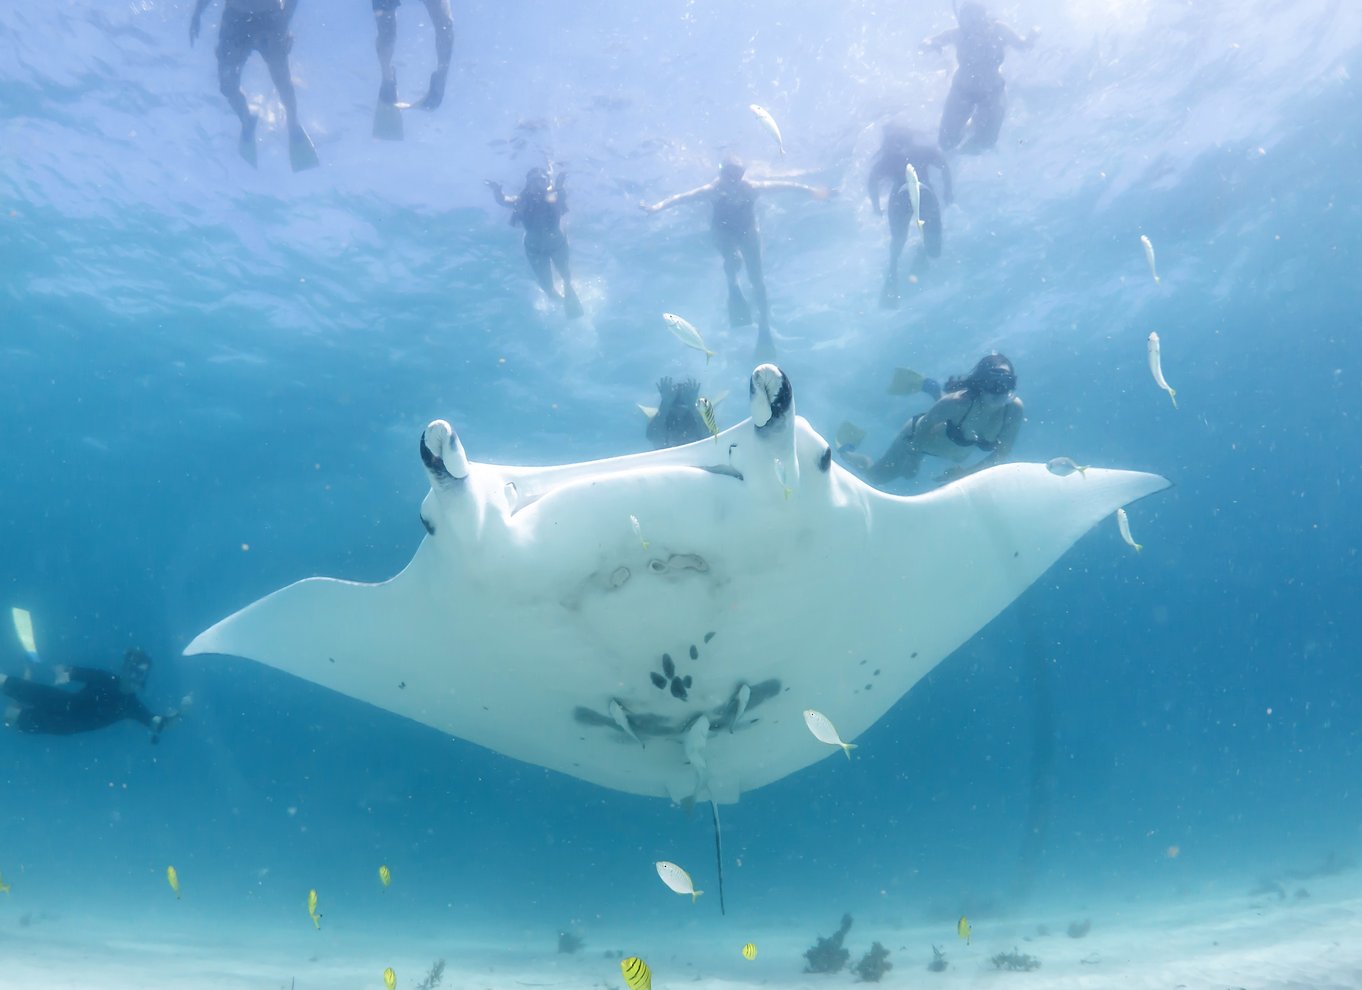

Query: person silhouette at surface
[924,3,1036,153]
[486,168,584,319]
[371,0,454,126]
[641,157,832,358]
[1,648,181,743]
[190,0,318,171]
[843,354,1023,486]
[867,124,953,307]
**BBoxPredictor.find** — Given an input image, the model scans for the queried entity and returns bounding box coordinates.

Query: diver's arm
[751,180,833,199]
[1000,24,1037,50]
[484,181,515,208]
[189,0,214,46]
[940,398,1025,481]
[641,183,714,213]
[922,28,958,52]
[61,666,120,689]
[928,150,954,205]
[423,0,454,69]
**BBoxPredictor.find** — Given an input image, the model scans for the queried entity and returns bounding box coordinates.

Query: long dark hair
[944,353,1016,397]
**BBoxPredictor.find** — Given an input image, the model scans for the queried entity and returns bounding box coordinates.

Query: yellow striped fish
[621,955,652,990]
[308,888,321,929]
[741,942,757,960]
[698,396,719,441]
[1,869,12,894]
[166,866,180,899]
[378,864,392,889]
[957,915,971,944]
[384,967,396,990]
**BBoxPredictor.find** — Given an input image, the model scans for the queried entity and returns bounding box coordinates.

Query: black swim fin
[238,116,258,168]
[563,288,585,321]
[373,99,404,141]
[289,127,320,173]
[728,288,752,327]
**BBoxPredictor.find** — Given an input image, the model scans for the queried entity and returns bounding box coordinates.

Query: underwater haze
[3,0,1362,986]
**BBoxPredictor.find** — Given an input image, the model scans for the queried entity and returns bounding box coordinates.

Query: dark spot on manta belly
[650,672,667,689]
[689,645,698,660]
[682,675,692,688]
[704,631,716,643]
[662,654,675,678]
[328,657,335,663]
[398,682,406,689]
[670,678,688,700]
[911,652,918,658]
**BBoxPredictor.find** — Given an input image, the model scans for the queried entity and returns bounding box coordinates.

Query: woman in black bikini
[847,353,1023,485]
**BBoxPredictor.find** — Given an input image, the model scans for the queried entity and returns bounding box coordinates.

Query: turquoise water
[3,0,1361,981]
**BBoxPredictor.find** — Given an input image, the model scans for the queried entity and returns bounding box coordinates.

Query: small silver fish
[1116,507,1142,552]
[904,163,924,232]
[803,709,856,758]
[1146,332,1177,408]
[1140,235,1160,284]
[609,699,644,748]
[630,514,649,550]
[748,104,785,156]
[662,313,715,363]
[1046,457,1089,478]
[655,860,703,901]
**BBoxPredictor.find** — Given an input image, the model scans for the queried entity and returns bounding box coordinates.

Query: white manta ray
[186,365,1168,807]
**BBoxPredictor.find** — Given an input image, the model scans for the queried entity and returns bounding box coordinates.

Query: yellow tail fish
[384,967,396,990]
[621,956,652,990]
[308,888,321,929]
[957,915,971,944]
[378,864,392,889]
[166,866,180,899]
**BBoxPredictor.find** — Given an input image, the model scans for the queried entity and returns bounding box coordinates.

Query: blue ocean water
[2,0,1361,982]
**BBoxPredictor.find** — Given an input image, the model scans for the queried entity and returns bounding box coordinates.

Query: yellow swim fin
[887,367,925,396]
[835,421,867,451]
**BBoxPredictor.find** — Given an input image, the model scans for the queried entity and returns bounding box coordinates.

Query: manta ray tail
[710,799,726,916]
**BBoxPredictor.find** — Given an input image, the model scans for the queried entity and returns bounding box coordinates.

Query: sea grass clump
[558,931,584,954]
[927,945,947,972]
[803,913,854,973]
[415,959,445,989]
[852,942,892,982]
[991,949,1041,972]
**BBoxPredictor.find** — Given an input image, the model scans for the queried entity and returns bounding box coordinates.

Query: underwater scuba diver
[642,377,710,449]
[867,124,954,307]
[641,157,832,358]
[190,0,319,171]
[0,648,181,743]
[843,354,1023,486]
[486,168,585,320]
[924,3,1037,154]
[371,0,454,139]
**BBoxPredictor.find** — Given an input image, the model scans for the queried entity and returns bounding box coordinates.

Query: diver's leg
[373,3,398,103]
[417,0,454,109]
[867,420,924,484]
[883,189,909,307]
[714,232,751,326]
[937,79,974,152]
[525,244,563,301]
[550,239,584,318]
[215,20,257,165]
[261,23,318,171]
[963,88,1005,152]
[740,232,770,337]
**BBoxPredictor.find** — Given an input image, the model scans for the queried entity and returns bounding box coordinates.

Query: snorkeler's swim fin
[10,607,41,664]
[563,287,585,321]
[753,324,777,366]
[835,421,867,453]
[238,116,259,168]
[289,127,320,173]
[879,275,899,309]
[728,288,752,327]
[373,100,404,141]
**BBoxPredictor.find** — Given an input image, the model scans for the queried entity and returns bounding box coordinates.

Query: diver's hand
[484,180,503,197]
[639,201,659,213]
[189,13,201,45]
[53,665,71,686]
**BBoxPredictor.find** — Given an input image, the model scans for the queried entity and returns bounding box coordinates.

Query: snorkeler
[867,124,954,306]
[486,168,585,320]
[1,649,181,743]
[641,157,832,357]
[923,3,1037,154]
[371,0,454,139]
[642,377,710,449]
[189,0,318,171]
[843,354,1023,485]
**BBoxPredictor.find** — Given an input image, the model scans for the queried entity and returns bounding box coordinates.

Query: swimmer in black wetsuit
[1,649,180,743]
[924,3,1037,154]
[844,354,1023,485]
[486,168,584,319]
[372,0,454,117]
[190,0,318,171]
[644,377,709,449]
[642,157,832,357]
[867,124,954,307]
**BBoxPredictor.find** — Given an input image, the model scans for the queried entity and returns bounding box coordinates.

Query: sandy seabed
[4,876,1361,990]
